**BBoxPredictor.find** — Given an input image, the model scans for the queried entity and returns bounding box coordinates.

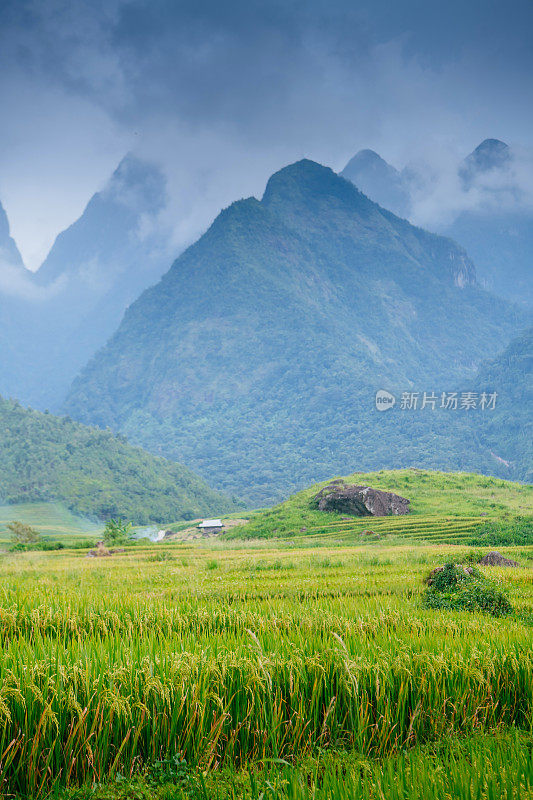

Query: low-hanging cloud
[404,144,533,230]
[0,258,67,302]
[0,0,532,271]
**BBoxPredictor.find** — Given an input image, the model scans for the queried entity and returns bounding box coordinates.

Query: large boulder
[478,551,519,567]
[313,482,410,516]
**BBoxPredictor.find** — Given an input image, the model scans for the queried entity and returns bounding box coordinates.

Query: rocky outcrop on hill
[313,482,410,516]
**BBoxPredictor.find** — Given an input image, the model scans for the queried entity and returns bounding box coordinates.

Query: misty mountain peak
[35,153,169,288]
[0,202,11,240]
[262,159,362,210]
[343,149,398,175]
[340,149,410,217]
[103,153,168,211]
[471,138,510,164]
[460,138,511,187]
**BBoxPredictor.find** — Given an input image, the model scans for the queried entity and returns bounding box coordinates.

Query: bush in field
[423,563,512,617]
[10,541,65,552]
[103,518,134,546]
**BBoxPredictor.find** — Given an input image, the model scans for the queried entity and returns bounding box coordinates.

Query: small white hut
[197,519,224,534]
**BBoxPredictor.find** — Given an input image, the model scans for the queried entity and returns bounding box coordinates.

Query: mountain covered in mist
[64,159,525,504]
[0,395,234,523]
[341,149,410,217]
[35,154,171,297]
[447,139,533,307]
[0,155,176,410]
[459,138,512,187]
[341,139,533,308]
[0,201,36,404]
[0,202,24,270]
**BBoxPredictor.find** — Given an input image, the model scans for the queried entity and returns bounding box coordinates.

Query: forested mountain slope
[64,160,525,504]
[0,396,234,523]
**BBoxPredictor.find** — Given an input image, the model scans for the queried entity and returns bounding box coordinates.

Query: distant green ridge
[0,396,235,524]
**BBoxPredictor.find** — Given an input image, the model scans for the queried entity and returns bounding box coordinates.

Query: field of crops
[1,515,533,799]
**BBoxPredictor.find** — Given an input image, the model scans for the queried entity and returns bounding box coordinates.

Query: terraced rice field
[283,514,487,545]
[0,528,532,799]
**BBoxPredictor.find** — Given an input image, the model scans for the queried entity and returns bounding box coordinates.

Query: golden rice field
[1,528,533,799]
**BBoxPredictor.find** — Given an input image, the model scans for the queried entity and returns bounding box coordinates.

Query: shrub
[68,539,100,550]
[423,563,512,617]
[9,540,65,553]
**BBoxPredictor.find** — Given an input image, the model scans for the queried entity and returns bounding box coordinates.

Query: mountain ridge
[0,201,25,270]
[64,158,525,504]
[341,140,533,307]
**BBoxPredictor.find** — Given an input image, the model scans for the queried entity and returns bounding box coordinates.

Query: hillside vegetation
[0,501,101,545]
[0,396,235,524]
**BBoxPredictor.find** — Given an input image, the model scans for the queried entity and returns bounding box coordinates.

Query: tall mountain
[0,155,177,410]
[35,154,170,294]
[342,139,533,308]
[340,149,410,217]
[64,159,525,505]
[0,395,234,523]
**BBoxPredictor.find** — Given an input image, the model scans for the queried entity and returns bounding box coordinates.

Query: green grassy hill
[0,396,236,524]
[228,469,532,541]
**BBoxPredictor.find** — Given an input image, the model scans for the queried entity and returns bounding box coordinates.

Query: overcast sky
[0,0,532,268]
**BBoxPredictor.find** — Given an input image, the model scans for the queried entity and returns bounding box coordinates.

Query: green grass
[53,730,533,799]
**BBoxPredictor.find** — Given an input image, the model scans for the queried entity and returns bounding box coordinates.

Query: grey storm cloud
[0,0,532,268]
